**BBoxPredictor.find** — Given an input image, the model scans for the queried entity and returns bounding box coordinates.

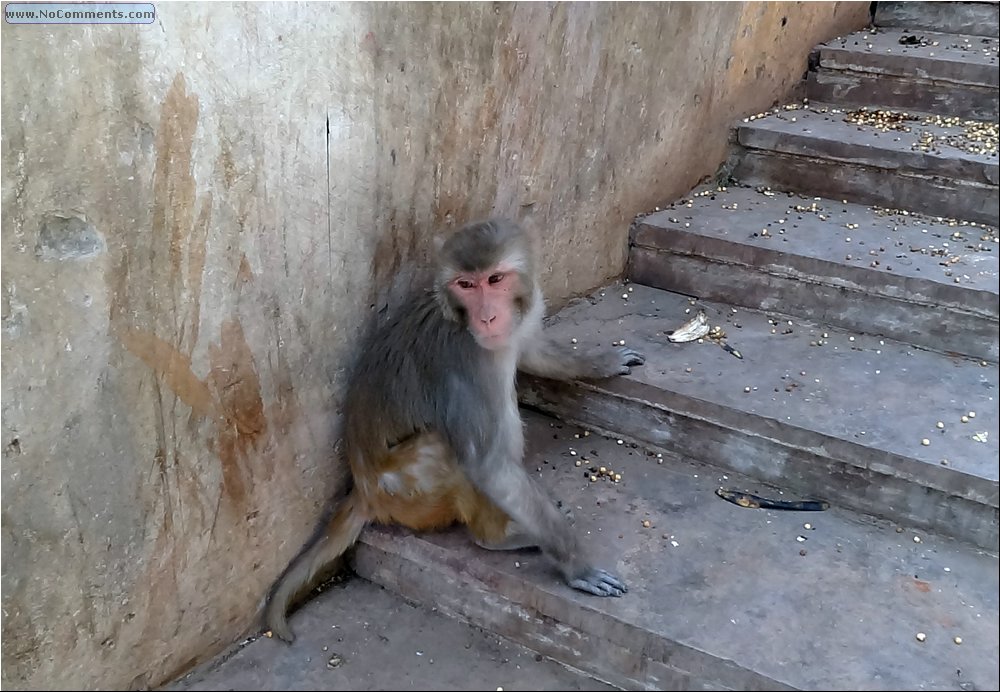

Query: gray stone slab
[520,283,999,550]
[354,411,999,691]
[806,27,1000,119]
[733,102,999,225]
[629,184,999,361]
[806,69,998,121]
[819,27,999,87]
[162,578,615,691]
[875,1,1000,38]
[734,147,998,228]
[737,105,998,185]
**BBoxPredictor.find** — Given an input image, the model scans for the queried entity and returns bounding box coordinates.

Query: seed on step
[913,535,922,543]
[968,411,976,418]
[803,523,813,530]
[936,422,945,429]
[575,460,582,467]
[570,450,577,456]
[896,527,904,533]
[744,386,751,392]
[571,338,578,344]
[621,293,628,299]
[796,535,807,542]
[642,519,651,528]
[921,438,930,446]
[590,475,598,482]
[916,632,927,642]
[961,415,969,423]
[599,466,607,475]
[954,636,963,645]
[617,439,624,445]
[628,286,634,293]
[685,367,692,373]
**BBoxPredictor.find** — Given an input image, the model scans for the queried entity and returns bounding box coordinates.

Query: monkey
[264,218,644,643]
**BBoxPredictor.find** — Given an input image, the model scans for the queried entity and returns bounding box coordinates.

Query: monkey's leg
[377,434,541,550]
[462,489,538,550]
[463,438,627,597]
[370,433,469,531]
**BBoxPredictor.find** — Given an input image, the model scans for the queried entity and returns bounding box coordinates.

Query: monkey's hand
[578,345,646,379]
[606,346,645,377]
[568,567,628,597]
[519,339,645,381]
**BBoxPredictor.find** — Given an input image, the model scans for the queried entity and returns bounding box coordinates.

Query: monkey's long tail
[263,491,368,643]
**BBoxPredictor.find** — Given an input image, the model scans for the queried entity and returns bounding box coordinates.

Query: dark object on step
[716,488,830,511]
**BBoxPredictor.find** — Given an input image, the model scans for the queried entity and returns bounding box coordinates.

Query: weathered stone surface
[806,27,1000,119]
[875,1,1000,38]
[349,412,998,691]
[630,184,999,361]
[0,2,870,689]
[520,283,1000,550]
[733,104,1000,225]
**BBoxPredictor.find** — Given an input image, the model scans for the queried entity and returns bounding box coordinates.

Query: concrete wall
[0,2,869,689]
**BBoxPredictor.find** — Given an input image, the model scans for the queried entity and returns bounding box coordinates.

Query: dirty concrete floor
[162,577,617,691]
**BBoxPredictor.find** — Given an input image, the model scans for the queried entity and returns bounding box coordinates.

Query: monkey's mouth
[474,332,512,350]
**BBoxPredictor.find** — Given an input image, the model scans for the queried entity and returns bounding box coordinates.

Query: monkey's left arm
[518,335,644,381]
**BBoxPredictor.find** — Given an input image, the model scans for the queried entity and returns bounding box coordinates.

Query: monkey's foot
[568,568,627,597]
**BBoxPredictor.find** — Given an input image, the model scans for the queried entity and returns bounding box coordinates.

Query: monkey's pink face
[449,268,521,350]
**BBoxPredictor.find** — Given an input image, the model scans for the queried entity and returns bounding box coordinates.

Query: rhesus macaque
[264,219,644,642]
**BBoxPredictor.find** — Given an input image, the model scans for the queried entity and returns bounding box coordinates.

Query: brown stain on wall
[152,74,200,283]
[118,328,219,420]
[209,320,267,506]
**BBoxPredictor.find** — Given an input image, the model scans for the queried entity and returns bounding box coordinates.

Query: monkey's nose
[482,315,497,324]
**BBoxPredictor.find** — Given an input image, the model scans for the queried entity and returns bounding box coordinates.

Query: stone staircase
[169,4,999,690]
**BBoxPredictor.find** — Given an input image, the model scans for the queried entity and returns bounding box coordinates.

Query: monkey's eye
[456,279,476,290]
[487,273,505,285]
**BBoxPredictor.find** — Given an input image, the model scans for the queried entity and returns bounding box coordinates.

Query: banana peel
[667,310,743,359]
[667,311,710,343]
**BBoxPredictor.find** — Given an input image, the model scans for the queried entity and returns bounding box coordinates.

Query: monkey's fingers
[618,347,645,367]
[569,568,628,597]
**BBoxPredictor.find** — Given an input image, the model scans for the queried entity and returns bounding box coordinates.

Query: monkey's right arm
[518,335,645,381]
[446,389,627,597]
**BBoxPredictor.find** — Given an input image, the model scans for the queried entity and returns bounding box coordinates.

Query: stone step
[352,409,999,691]
[628,184,999,362]
[874,1,1000,38]
[519,283,998,551]
[731,102,999,226]
[164,576,615,691]
[806,27,999,120]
